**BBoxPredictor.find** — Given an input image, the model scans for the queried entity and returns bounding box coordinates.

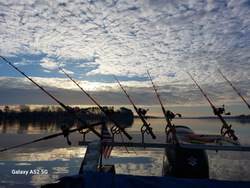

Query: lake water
[1,118,250,187]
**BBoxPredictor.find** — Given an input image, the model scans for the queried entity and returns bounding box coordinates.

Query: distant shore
[135,115,250,119]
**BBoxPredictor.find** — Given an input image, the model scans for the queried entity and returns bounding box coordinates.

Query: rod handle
[232,134,238,141]
[43,134,61,140]
[122,129,132,140]
[149,130,156,139]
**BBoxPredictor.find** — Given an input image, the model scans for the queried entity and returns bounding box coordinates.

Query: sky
[1,0,250,117]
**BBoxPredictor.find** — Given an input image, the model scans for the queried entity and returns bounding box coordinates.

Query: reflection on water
[0,117,134,134]
[208,150,250,181]
[0,118,74,134]
[236,118,250,124]
[0,147,86,187]
[0,118,250,187]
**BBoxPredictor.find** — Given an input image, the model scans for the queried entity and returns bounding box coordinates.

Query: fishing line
[113,74,156,140]
[218,69,250,109]
[147,70,181,140]
[58,66,132,141]
[188,72,238,141]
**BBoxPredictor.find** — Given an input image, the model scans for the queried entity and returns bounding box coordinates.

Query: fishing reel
[166,110,181,120]
[61,124,71,145]
[137,108,149,119]
[213,105,231,116]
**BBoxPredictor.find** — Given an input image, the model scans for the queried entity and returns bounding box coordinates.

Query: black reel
[61,124,71,145]
[137,108,148,116]
[213,105,231,116]
[166,110,181,120]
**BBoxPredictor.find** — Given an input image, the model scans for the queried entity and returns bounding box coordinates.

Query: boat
[40,121,249,188]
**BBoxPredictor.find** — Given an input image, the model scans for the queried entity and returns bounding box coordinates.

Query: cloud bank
[1,0,250,109]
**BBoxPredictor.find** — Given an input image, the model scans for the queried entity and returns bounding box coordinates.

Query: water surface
[0,118,250,187]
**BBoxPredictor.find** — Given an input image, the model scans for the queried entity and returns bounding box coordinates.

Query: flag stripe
[102,125,113,160]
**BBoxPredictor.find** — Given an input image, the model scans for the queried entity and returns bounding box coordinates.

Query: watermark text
[11,169,48,175]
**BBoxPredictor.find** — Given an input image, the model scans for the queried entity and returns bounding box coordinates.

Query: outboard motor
[162,126,209,179]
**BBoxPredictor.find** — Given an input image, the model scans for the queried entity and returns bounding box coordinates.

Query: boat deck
[176,134,242,150]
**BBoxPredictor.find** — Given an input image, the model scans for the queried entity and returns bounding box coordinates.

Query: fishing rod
[0,122,102,152]
[218,69,250,109]
[0,55,102,139]
[113,75,156,140]
[147,70,181,138]
[188,72,238,141]
[58,67,132,140]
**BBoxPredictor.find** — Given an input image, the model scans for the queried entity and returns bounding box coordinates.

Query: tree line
[0,105,134,121]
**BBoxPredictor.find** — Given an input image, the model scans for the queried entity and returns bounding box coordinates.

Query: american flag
[102,125,113,160]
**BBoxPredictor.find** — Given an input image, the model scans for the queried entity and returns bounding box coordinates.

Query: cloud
[0,0,250,109]
[0,73,249,110]
[15,163,32,166]
[12,58,36,66]
[39,57,64,70]
[43,69,51,73]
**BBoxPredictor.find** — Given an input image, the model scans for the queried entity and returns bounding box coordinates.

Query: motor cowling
[162,126,209,179]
